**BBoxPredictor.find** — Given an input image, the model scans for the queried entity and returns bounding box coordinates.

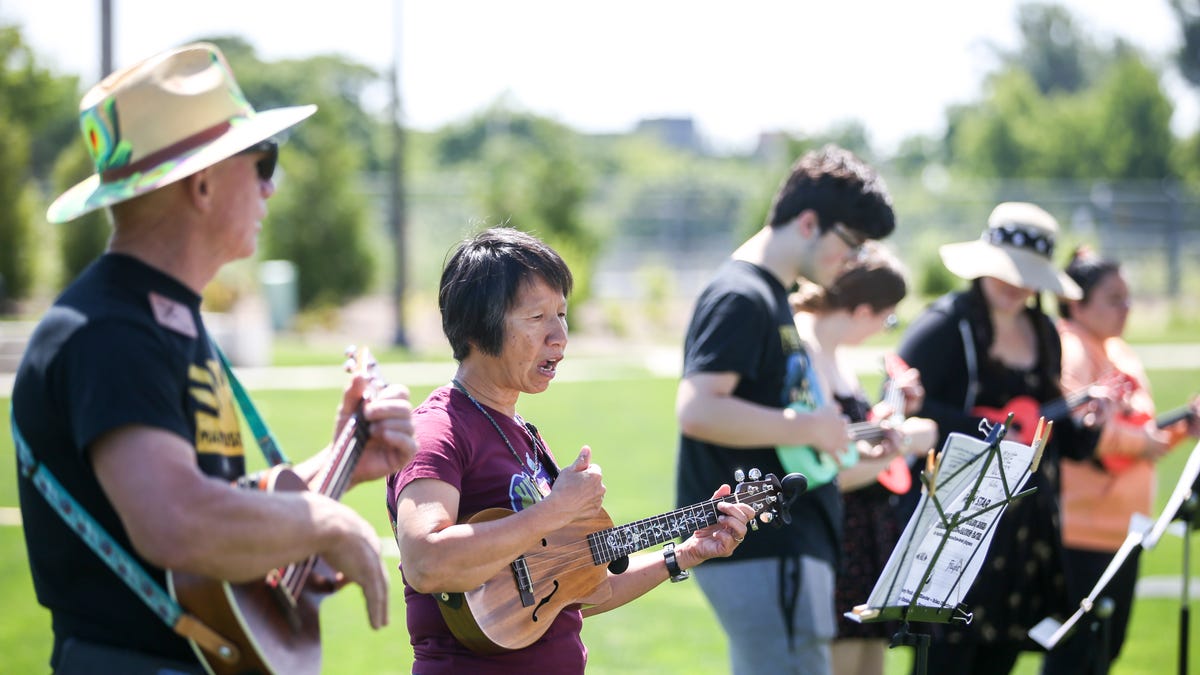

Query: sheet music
[855,431,1037,622]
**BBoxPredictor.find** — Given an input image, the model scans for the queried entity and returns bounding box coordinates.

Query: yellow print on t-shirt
[190,360,245,457]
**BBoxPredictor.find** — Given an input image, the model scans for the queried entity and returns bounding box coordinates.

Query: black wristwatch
[663,542,690,583]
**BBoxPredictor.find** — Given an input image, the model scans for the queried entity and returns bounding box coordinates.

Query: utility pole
[390,0,409,348]
[100,0,113,78]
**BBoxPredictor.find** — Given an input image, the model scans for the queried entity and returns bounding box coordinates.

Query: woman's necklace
[451,379,546,483]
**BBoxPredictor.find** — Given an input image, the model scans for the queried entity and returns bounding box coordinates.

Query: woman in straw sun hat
[14,42,416,673]
[892,202,1104,675]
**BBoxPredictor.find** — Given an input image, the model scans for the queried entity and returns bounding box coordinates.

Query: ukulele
[435,470,808,654]
[168,346,381,675]
[777,353,910,490]
[971,372,1127,446]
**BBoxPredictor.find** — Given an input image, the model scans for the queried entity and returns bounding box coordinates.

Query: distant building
[635,117,705,153]
[753,130,791,163]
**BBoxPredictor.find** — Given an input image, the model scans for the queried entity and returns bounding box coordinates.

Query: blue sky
[2,0,1191,152]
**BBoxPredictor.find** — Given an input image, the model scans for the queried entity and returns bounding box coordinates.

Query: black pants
[55,638,204,675]
[920,640,1022,675]
[1040,546,1141,675]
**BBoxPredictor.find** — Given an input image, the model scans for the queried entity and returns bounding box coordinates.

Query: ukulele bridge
[511,556,535,608]
[267,573,303,632]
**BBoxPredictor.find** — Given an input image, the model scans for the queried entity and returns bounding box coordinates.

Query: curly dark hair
[766,144,895,241]
[439,227,573,362]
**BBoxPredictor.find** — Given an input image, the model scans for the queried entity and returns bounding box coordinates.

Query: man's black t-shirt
[13,254,247,667]
[675,260,842,566]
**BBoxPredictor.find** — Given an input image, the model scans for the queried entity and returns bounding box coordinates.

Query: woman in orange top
[1043,246,1200,675]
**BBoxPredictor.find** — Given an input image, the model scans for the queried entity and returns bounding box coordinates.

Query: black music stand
[1141,439,1200,675]
[1030,440,1200,675]
[846,415,1044,674]
[1028,526,1145,675]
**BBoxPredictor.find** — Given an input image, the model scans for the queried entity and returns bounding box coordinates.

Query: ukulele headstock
[343,345,386,390]
[877,353,914,423]
[732,468,809,529]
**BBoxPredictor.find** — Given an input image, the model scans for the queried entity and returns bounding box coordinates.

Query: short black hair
[439,227,573,361]
[766,144,895,240]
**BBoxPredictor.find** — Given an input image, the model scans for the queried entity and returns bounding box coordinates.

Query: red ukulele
[972,373,1127,446]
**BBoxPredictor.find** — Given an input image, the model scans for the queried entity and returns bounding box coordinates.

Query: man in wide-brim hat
[14,42,417,673]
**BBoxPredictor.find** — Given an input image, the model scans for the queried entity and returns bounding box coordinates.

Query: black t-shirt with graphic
[675,260,842,566]
[13,253,246,667]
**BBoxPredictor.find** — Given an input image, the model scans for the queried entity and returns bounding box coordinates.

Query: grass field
[2,371,1198,674]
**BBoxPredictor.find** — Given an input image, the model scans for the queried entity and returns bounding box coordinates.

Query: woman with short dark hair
[386,227,756,673]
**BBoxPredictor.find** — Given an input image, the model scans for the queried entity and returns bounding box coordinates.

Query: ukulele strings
[518,501,723,578]
[282,357,377,597]
[517,494,749,579]
[844,375,906,444]
[519,499,732,576]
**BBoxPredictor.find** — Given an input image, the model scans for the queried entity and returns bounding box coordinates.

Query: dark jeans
[55,638,204,675]
[1040,546,1141,675]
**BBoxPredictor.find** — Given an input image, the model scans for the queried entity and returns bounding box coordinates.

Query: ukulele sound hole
[531,580,559,622]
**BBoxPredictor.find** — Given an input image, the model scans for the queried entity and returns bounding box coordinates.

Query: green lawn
[2,372,1198,674]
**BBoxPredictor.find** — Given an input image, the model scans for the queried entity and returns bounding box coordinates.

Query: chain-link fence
[377,173,1200,312]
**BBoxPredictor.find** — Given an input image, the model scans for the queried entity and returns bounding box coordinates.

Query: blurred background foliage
[3,2,1200,346]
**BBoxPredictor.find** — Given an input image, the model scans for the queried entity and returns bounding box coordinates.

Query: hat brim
[939,240,1082,299]
[47,104,318,224]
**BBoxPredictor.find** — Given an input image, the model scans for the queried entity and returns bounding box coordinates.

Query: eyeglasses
[237,139,279,182]
[829,223,867,257]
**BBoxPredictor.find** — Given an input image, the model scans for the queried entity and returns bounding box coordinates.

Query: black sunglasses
[237,139,279,182]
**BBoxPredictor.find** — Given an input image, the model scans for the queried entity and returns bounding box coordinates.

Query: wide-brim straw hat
[47,42,317,223]
[938,201,1082,300]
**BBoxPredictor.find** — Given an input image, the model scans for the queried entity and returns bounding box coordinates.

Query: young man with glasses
[674,144,897,675]
[13,43,417,673]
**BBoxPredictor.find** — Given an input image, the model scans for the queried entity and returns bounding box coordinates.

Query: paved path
[6,343,1200,396]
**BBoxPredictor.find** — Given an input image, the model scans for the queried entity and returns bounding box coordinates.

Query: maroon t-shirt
[386,385,585,674]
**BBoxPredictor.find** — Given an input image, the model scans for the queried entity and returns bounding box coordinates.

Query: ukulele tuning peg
[344,345,357,358]
[733,469,746,482]
[748,468,762,481]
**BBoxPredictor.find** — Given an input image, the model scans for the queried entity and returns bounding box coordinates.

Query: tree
[1090,53,1174,179]
[949,70,1039,178]
[0,25,79,179]
[1001,3,1093,94]
[1170,0,1200,87]
[0,23,80,304]
[259,116,376,309]
[949,26,1173,182]
[206,37,380,309]
[0,116,36,308]
[437,103,597,303]
[52,142,110,285]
